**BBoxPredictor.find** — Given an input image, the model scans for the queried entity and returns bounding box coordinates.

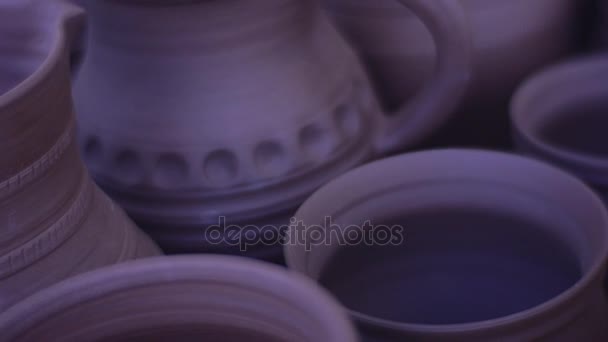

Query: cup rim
[0,255,357,341]
[284,148,608,335]
[510,55,608,174]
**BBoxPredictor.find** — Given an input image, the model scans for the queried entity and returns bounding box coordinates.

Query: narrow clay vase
[324,0,578,148]
[512,56,608,203]
[284,149,608,341]
[0,256,358,341]
[73,0,471,257]
[0,0,160,311]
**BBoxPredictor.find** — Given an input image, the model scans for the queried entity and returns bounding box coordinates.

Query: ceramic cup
[511,56,608,203]
[284,149,608,341]
[0,255,358,341]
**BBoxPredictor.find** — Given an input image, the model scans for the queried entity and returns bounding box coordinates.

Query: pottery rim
[0,255,358,341]
[0,1,83,108]
[284,148,608,336]
[511,55,608,175]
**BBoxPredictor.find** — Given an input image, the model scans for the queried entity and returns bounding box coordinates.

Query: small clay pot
[73,0,471,257]
[0,0,160,311]
[511,56,608,203]
[324,0,578,148]
[0,256,358,342]
[284,149,608,341]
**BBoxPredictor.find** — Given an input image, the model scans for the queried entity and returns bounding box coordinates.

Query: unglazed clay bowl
[512,56,608,203]
[285,149,608,341]
[0,256,358,341]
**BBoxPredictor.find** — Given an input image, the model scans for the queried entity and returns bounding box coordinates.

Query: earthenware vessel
[325,0,578,148]
[512,56,608,203]
[0,0,160,311]
[284,149,608,341]
[73,0,471,257]
[0,256,358,341]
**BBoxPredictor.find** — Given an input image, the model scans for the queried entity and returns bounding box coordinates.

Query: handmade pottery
[284,149,608,341]
[73,0,471,256]
[0,256,358,341]
[512,56,608,203]
[324,0,578,148]
[0,0,160,311]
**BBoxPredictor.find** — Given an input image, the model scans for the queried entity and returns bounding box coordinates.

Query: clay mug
[0,256,358,341]
[284,149,608,341]
[73,0,471,257]
[0,0,160,311]
[324,0,578,147]
[512,56,608,203]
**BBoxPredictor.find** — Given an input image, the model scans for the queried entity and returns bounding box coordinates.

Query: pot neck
[85,0,320,53]
[0,45,89,266]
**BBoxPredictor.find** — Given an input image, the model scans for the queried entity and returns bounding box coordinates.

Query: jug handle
[372,0,472,155]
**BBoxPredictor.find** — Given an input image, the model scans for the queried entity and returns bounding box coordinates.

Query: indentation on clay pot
[82,136,103,167]
[113,149,143,186]
[334,104,361,138]
[153,153,188,188]
[299,124,336,161]
[319,206,582,325]
[203,150,239,186]
[254,141,289,178]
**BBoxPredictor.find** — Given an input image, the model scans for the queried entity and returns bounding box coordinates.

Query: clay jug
[0,0,160,311]
[284,149,608,341]
[73,0,471,257]
[324,0,578,148]
[0,256,358,341]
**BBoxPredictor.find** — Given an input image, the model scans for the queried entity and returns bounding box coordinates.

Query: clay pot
[0,0,160,311]
[284,149,608,341]
[324,0,578,148]
[0,255,358,341]
[512,56,608,203]
[73,0,471,257]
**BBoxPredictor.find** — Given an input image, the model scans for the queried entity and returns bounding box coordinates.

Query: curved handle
[373,0,472,155]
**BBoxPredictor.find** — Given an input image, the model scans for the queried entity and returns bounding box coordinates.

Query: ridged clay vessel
[73,0,471,257]
[0,255,358,342]
[0,0,161,311]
